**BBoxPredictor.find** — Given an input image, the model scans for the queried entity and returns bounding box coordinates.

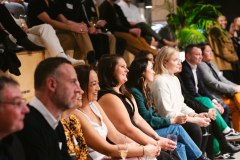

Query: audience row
[1,42,240,159]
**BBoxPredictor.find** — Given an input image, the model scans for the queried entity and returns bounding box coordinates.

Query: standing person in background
[17,57,81,160]
[0,76,29,160]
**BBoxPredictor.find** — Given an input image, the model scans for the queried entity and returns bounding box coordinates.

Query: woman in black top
[97,55,181,160]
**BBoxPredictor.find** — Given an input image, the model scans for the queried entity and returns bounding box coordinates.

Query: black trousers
[115,37,126,56]
[157,151,172,160]
[223,70,240,84]
[206,120,232,159]
[0,4,27,42]
[135,22,162,44]
[89,33,109,60]
[181,122,206,152]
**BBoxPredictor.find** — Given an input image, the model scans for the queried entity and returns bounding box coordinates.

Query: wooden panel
[9,51,45,100]
[123,50,135,67]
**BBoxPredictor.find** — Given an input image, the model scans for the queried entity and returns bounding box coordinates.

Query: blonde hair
[154,46,178,75]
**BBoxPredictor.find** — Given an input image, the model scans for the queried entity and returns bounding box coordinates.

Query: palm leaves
[178,26,206,49]
[166,0,222,49]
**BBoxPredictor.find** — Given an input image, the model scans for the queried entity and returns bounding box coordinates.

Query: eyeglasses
[0,98,27,109]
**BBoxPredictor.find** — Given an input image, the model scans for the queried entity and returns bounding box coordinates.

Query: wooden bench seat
[2,51,45,100]
[0,49,135,100]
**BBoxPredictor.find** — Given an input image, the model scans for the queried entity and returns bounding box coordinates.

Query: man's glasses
[0,98,27,109]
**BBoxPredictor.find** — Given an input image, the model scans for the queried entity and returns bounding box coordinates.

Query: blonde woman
[149,46,211,157]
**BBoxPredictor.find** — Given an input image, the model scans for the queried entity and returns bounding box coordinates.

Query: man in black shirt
[17,57,82,160]
[27,0,96,63]
[56,0,115,59]
[99,0,158,56]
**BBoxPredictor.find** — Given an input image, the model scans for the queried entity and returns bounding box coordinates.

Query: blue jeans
[155,124,202,160]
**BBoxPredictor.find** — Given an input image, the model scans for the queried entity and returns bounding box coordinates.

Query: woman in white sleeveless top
[73,65,160,160]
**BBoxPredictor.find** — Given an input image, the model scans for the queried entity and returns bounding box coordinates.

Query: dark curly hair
[126,58,156,110]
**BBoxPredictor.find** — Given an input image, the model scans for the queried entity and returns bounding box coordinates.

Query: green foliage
[186,3,222,31]
[178,27,206,50]
[166,0,222,49]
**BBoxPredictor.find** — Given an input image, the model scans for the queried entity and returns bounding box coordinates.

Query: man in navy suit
[180,44,240,141]
[181,44,215,101]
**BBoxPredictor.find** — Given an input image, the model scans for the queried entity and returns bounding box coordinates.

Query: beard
[52,93,73,112]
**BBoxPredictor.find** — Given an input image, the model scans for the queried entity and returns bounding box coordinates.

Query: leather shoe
[17,38,45,51]
[3,36,24,52]
[222,142,240,154]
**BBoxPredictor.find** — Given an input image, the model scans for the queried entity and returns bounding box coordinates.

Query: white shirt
[29,96,60,129]
[187,61,199,93]
[117,0,145,23]
[149,74,194,118]
[79,102,108,160]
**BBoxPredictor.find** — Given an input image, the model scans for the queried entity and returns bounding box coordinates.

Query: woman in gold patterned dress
[61,83,88,160]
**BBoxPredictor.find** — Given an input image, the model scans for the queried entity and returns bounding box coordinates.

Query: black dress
[98,89,174,160]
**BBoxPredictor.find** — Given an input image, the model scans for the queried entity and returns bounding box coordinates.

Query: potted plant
[166,0,222,49]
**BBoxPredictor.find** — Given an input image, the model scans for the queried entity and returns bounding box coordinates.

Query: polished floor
[234,151,240,159]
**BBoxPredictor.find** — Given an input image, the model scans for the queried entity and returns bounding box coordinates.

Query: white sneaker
[66,55,85,66]
[225,129,240,141]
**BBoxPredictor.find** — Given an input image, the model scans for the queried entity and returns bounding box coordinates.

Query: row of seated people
[0,56,204,160]
[1,0,172,70]
[1,0,240,81]
[1,43,240,160]
[116,0,240,87]
[117,0,178,48]
[100,0,240,87]
[150,45,240,159]
[1,1,240,160]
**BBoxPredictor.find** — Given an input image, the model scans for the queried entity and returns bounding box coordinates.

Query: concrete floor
[218,151,240,160]
[233,151,240,159]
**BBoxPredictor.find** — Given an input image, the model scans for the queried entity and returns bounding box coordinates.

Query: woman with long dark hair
[126,58,205,160]
[97,55,210,160]
[61,65,159,160]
